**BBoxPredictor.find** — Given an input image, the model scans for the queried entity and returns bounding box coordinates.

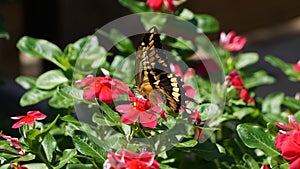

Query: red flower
[75,69,133,104]
[275,131,300,169]
[226,70,255,103]
[239,88,254,103]
[226,70,244,89]
[115,96,165,128]
[219,31,247,51]
[1,134,26,156]
[275,115,300,169]
[294,60,300,72]
[275,115,300,132]
[10,110,47,129]
[189,110,204,140]
[260,164,270,169]
[170,63,196,98]
[10,163,28,169]
[103,149,160,169]
[146,0,176,13]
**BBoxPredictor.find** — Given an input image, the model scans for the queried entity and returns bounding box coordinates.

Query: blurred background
[0,0,299,132]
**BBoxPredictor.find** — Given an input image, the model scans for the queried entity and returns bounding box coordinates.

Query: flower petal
[120,108,139,124]
[140,111,158,128]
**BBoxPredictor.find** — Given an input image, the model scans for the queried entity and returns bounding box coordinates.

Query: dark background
[0,0,299,133]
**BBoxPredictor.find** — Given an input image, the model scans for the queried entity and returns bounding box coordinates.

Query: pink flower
[146,0,176,13]
[75,69,133,104]
[10,163,28,169]
[219,31,247,51]
[1,134,26,156]
[293,60,300,72]
[189,110,204,140]
[103,149,160,169]
[170,63,196,98]
[11,110,47,129]
[115,96,164,128]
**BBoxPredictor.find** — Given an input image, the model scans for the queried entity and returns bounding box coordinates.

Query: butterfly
[134,26,186,114]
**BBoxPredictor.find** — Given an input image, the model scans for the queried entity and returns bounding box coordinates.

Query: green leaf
[140,13,167,31]
[235,53,259,69]
[15,76,37,90]
[237,124,280,156]
[54,149,77,169]
[66,164,94,169]
[71,130,108,163]
[262,92,284,114]
[0,141,19,155]
[20,88,55,106]
[179,9,219,33]
[118,0,150,13]
[26,129,41,141]
[265,55,300,82]
[194,14,219,33]
[191,140,223,161]
[49,93,74,109]
[57,84,83,101]
[97,100,121,125]
[244,71,275,89]
[11,153,36,163]
[42,133,57,162]
[174,140,198,148]
[282,96,300,110]
[17,36,68,70]
[242,154,260,169]
[36,69,68,90]
[97,29,135,53]
[0,31,9,39]
[23,163,48,169]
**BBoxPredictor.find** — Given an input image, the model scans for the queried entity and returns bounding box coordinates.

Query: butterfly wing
[135,27,185,113]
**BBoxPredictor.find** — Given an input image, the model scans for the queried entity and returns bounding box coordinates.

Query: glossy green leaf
[262,92,284,114]
[23,163,48,169]
[174,140,198,148]
[179,9,219,33]
[11,153,36,163]
[191,140,223,161]
[97,100,121,125]
[140,13,167,31]
[265,55,300,82]
[49,93,74,109]
[66,164,94,169]
[235,52,259,69]
[17,36,68,70]
[57,84,83,101]
[244,71,275,89]
[71,130,108,163]
[237,124,280,156]
[97,29,134,53]
[194,14,219,33]
[36,69,68,90]
[118,0,150,13]
[20,88,55,106]
[53,149,77,169]
[41,133,57,162]
[15,76,36,90]
[242,154,260,169]
[26,129,41,141]
[282,96,300,110]
[0,141,19,155]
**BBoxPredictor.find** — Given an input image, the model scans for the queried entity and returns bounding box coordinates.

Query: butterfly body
[135,27,185,113]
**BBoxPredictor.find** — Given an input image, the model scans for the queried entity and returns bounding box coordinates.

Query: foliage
[0,0,299,169]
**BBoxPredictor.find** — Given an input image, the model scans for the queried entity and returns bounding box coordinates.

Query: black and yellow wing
[135,26,185,113]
